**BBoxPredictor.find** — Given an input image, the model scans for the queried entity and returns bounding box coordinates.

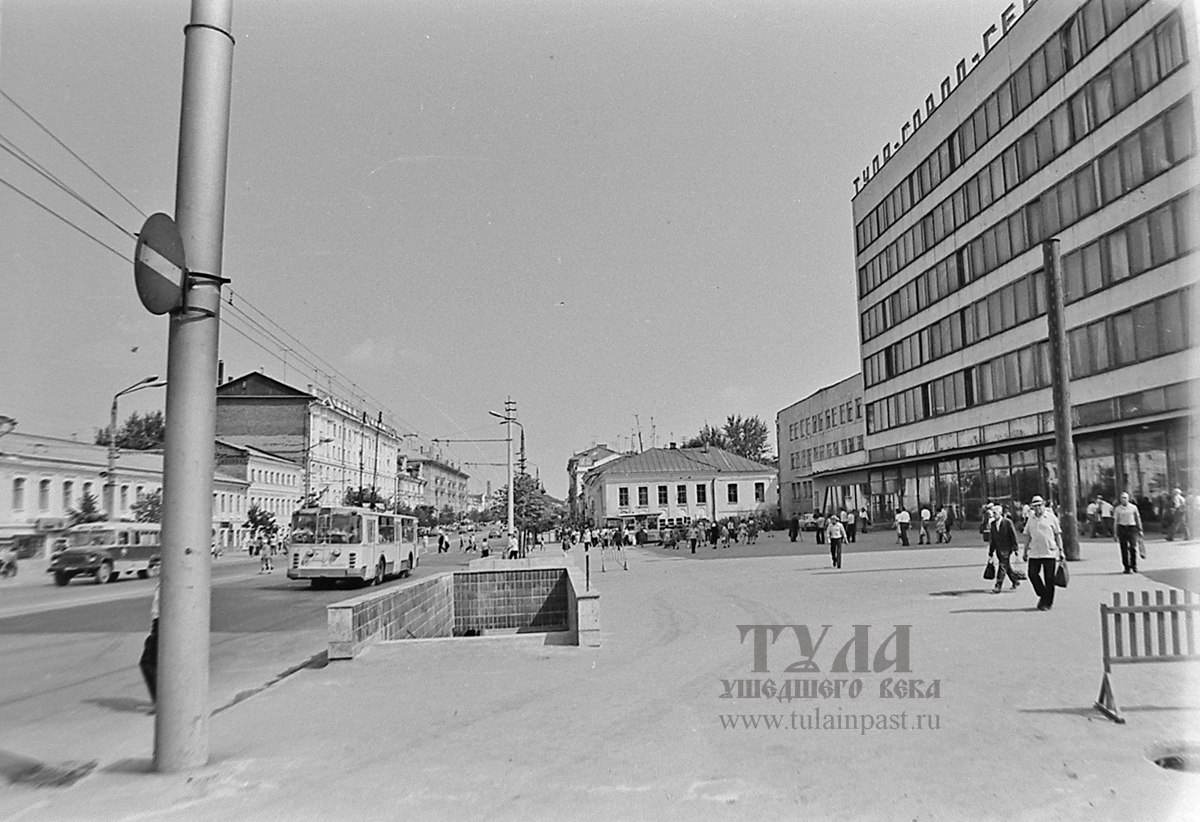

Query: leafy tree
[685,415,773,463]
[684,423,728,451]
[95,411,165,450]
[343,486,386,508]
[722,414,773,463]
[413,505,438,527]
[67,491,106,525]
[437,505,457,525]
[131,489,163,523]
[244,504,279,539]
[490,474,563,535]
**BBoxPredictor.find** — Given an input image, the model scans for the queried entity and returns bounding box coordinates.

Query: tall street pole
[1043,238,1080,562]
[506,401,514,549]
[157,0,234,772]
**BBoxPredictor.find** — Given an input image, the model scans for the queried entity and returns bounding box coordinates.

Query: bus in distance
[287,505,419,588]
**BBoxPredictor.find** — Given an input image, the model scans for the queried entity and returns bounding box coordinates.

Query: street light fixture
[488,403,524,556]
[301,436,335,506]
[107,376,166,522]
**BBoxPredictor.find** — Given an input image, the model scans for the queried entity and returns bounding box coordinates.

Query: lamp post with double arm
[301,436,335,507]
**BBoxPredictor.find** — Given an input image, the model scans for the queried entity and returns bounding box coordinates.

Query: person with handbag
[988,505,1022,593]
[1021,495,1063,611]
[1113,491,1143,574]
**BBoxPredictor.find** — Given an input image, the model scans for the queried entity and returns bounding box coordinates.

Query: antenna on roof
[634,414,644,453]
[650,416,656,449]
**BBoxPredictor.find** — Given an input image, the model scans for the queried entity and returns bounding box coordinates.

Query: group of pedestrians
[981,496,1063,610]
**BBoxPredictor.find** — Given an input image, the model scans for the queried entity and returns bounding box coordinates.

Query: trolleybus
[287,505,419,588]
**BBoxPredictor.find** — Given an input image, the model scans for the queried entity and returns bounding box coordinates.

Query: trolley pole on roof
[156,0,235,772]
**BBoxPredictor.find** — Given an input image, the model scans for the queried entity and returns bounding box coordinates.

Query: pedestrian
[815,511,827,545]
[719,522,730,550]
[896,508,911,546]
[935,505,949,544]
[1021,495,1064,611]
[842,509,857,544]
[139,582,160,705]
[687,523,698,554]
[710,520,720,549]
[788,515,800,543]
[944,505,955,538]
[1085,498,1100,538]
[918,504,932,544]
[1113,491,1143,574]
[826,515,847,569]
[737,521,748,545]
[748,519,759,544]
[259,538,273,573]
[858,506,870,534]
[987,505,1022,593]
[1166,487,1187,541]
[1099,496,1115,538]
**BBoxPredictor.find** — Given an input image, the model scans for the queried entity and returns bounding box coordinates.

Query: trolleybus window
[291,513,317,543]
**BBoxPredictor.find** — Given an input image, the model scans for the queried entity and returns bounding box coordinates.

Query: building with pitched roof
[566,444,622,521]
[579,444,778,528]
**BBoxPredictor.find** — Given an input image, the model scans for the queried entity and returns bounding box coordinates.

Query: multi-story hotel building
[853,0,1196,525]
[776,374,867,520]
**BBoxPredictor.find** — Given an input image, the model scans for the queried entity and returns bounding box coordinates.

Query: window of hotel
[62,480,74,510]
[754,482,765,503]
[1133,303,1160,361]
[618,487,629,507]
[39,479,51,511]
[1111,312,1137,366]
[696,484,707,504]
[638,487,648,506]
[658,485,668,506]
[1126,216,1152,274]
[727,484,738,504]
[12,478,25,510]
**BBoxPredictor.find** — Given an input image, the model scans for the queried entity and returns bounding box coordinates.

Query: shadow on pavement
[949,606,1043,613]
[103,757,154,774]
[84,696,154,715]
[0,750,97,787]
[813,563,981,575]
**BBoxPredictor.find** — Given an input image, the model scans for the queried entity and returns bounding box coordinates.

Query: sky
[0,0,1016,499]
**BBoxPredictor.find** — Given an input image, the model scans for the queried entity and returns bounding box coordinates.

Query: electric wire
[0,135,136,239]
[2,87,499,485]
[0,88,147,219]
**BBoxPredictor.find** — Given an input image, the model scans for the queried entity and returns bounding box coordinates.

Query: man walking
[896,508,911,547]
[1166,487,1187,541]
[1022,495,1063,611]
[918,504,932,544]
[1113,491,1143,573]
[988,505,1021,593]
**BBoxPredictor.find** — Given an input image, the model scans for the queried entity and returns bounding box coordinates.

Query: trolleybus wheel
[95,562,113,585]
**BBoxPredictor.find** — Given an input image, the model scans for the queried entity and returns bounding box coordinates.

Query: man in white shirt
[1112,492,1143,573]
[918,506,932,545]
[895,508,911,546]
[1099,497,1115,538]
[1021,495,1063,611]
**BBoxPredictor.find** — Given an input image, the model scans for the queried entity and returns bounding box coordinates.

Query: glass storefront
[865,419,1189,525]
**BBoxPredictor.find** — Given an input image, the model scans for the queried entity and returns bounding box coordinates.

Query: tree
[490,474,563,535]
[684,423,728,451]
[95,411,165,450]
[722,414,773,463]
[244,504,279,539]
[343,486,386,508]
[131,489,163,523]
[67,492,106,526]
[437,505,457,525]
[684,415,773,463]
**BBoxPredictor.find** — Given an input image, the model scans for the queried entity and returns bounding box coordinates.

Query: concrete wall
[328,559,601,659]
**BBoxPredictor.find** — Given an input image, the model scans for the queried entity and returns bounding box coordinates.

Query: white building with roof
[579,445,778,528]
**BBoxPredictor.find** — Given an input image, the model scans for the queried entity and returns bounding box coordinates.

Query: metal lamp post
[301,436,335,506]
[106,376,166,522]
[488,402,519,555]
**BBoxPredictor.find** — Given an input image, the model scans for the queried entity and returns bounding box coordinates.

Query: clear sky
[1,0,1012,498]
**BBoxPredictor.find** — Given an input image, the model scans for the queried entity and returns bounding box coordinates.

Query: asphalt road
[0,549,475,755]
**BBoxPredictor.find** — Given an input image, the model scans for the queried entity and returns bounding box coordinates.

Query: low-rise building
[566,444,622,522]
[0,430,248,558]
[579,445,778,528]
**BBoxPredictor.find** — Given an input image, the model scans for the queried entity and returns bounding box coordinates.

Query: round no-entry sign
[134,213,186,315]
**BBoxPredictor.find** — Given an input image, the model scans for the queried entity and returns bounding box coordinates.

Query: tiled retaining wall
[328,575,454,660]
[453,568,568,635]
[328,561,601,659]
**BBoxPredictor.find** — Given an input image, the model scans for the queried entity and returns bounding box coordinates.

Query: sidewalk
[2,538,1198,820]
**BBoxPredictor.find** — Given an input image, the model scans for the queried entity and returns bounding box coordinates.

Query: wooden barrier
[1095,589,1200,723]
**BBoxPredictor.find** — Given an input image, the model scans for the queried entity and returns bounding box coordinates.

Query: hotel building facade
[853,0,1197,525]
